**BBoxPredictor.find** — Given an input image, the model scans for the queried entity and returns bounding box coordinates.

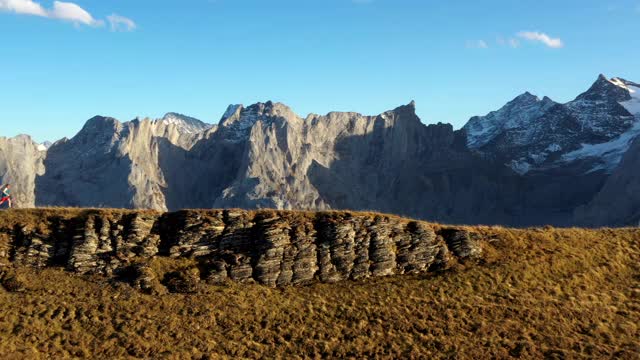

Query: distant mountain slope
[1,74,639,226]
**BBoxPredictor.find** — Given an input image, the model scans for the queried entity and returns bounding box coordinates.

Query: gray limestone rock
[35,114,211,211]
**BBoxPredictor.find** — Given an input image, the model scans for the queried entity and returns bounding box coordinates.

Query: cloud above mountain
[107,14,136,32]
[517,31,564,48]
[0,0,134,29]
[471,31,563,50]
[49,1,100,26]
[0,0,46,16]
[466,40,489,49]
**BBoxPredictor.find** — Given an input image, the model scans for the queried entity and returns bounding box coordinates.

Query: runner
[0,184,12,209]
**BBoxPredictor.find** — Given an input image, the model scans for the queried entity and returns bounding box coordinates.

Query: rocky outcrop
[0,135,46,208]
[0,209,486,289]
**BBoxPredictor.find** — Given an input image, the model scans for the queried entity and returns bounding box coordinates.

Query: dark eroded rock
[439,229,483,260]
[0,209,489,289]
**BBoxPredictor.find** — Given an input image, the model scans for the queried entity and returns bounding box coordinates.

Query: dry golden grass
[0,210,639,359]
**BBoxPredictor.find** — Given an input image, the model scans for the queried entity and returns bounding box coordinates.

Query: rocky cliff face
[0,135,46,208]
[162,101,520,224]
[35,114,212,210]
[0,209,484,289]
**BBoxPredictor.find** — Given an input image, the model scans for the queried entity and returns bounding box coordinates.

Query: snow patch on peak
[509,159,531,175]
[609,77,628,89]
[156,112,211,134]
[220,104,242,123]
[620,85,640,115]
[562,117,640,173]
[546,143,561,152]
[601,76,640,115]
[218,104,267,142]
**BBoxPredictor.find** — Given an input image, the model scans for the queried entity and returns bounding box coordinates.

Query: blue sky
[1,0,639,142]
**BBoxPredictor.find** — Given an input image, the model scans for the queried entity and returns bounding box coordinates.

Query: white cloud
[497,36,520,48]
[517,31,564,48]
[466,40,488,49]
[50,1,101,26]
[0,0,46,16]
[0,0,133,29]
[107,14,136,32]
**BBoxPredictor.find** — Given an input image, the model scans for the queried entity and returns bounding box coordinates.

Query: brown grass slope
[0,209,639,358]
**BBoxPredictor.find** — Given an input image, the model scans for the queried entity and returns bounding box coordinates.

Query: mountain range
[1,74,639,227]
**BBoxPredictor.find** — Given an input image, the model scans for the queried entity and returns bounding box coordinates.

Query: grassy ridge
[0,210,639,358]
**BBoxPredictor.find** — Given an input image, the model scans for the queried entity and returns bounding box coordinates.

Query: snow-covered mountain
[464,74,639,175]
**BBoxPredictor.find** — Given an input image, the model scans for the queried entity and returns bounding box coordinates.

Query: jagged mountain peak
[379,101,422,125]
[219,101,280,125]
[220,104,243,123]
[463,74,640,176]
[85,115,120,124]
[464,91,556,149]
[575,74,632,102]
[513,91,539,102]
[217,101,300,143]
[595,74,639,88]
[390,100,418,113]
[79,116,122,136]
[248,101,297,117]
